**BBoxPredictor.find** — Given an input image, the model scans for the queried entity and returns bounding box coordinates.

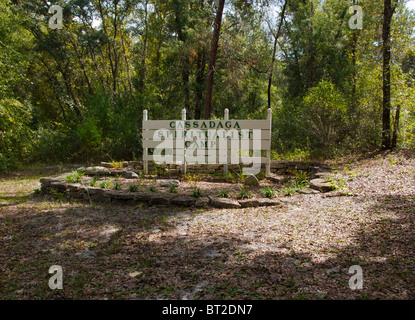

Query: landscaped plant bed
[39,162,336,209]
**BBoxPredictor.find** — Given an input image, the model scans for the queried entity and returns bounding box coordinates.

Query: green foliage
[99,181,111,189]
[169,184,178,193]
[128,184,138,192]
[192,188,202,198]
[148,186,157,192]
[303,80,348,154]
[0,98,34,172]
[113,182,121,190]
[293,170,310,186]
[218,189,230,198]
[260,186,276,198]
[65,170,85,183]
[89,176,99,187]
[237,187,253,199]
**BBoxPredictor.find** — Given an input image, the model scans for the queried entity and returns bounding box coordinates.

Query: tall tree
[381,0,397,149]
[267,0,287,110]
[204,0,226,119]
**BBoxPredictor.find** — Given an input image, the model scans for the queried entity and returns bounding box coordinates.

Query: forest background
[1,0,415,172]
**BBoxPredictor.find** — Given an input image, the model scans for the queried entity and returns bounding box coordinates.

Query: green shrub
[303,80,348,154]
[260,186,276,198]
[128,184,138,192]
[218,189,230,198]
[192,188,202,198]
[89,176,99,187]
[65,170,85,183]
[238,187,252,199]
[169,184,177,193]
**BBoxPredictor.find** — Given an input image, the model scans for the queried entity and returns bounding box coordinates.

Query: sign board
[142,108,272,175]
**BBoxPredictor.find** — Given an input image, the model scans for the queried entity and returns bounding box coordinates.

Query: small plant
[156,166,166,176]
[113,182,121,190]
[293,170,310,185]
[236,172,244,182]
[110,161,124,169]
[260,186,276,198]
[192,188,202,198]
[128,184,138,192]
[238,186,252,199]
[282,186,294,196]
[226,171,235,181]
[327,176,345,190]
[99,181,111,189]
[169,184,177,193]
[89,175,99,187]
[148,186,157,192]
[65,169,85,183]
[218,189,230,198]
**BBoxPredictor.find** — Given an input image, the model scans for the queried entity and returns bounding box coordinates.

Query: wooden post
[223,108,229,176]
[266,108,272,175]
[143,110,148,174]
[182,109,187,175]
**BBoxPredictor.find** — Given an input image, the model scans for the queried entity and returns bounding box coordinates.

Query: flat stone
[105,190,136,200]
[209,197,241,209]
[124,171,139,179]
[170,195,196,206]
[299,188,320,195]
[159,179,180,187]
[195,197,210,208]
[134,192,153,203]
[39,177,60,186]
[244,174,259,186]
[265,174,285,184]
[238,198,282,208]
[310,178,335,193]
[149,193,176,205]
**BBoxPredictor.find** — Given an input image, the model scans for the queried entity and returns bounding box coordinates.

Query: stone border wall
[39,178,282,209]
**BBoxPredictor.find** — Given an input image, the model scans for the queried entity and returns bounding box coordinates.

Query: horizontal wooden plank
[143,120,271,130]
[142,129,271,140]
[143,139,270,150]
[143,154,270,164]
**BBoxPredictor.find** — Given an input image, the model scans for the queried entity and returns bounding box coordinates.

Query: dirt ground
[0,151,414,300]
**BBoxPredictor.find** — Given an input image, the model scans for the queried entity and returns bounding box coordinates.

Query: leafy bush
[65,170,85,183]
[169,184,177,193]
[303,80,348,154]
[218,189,230,198]
[260,186,276,198]
[128,184,138,192]
[192,188,202,198]
[238,187,253,199]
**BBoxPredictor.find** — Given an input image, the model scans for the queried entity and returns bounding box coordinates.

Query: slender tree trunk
[204,0,225,120]
[381,0,395,150]
[194,51,207,119]
[267,0,287,110]
[307,0,315,86]
[392,104,401,148]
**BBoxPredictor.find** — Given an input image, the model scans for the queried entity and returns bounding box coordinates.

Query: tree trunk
[392,104,401,149]
[267,0,287,110]
[381,0,395,150]
[203,0,225,120]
